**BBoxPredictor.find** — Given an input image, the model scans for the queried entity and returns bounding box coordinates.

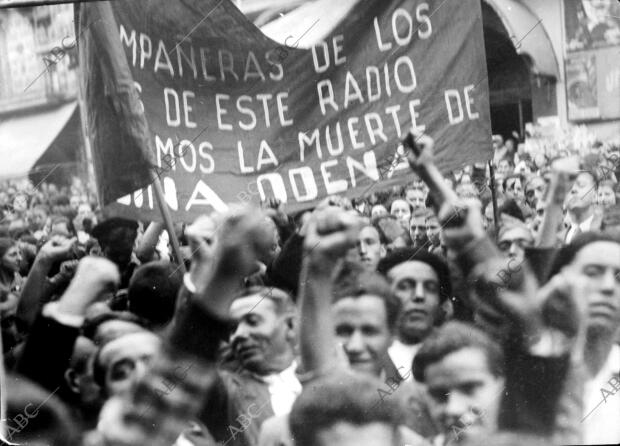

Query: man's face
[532,204,545,233]
[77,203,92,217]
[99,331,161,397]
[405,189,426,210]
[426,216,440,247]
[497,160,511,177]
[70,195,80,210]
[333,295,392,377]
[50,221,71,239]
[390,200,411,226]
[316,422,398,446]
[565,172,597,211]
[356,226,385,271]
[12,195,28,213]
[388,261,441,344]
[567,242,620,336]
[497,226,534,264]
[409,216,427,248]
[29,209,47,228]
[598,185,616,207]
[525,177,546,207]
[492,137,503,151]
[505,178,524,202]
[2,245,21,273]
[425,347,504,444]
[587,0,612,22]
[230,295,294,375]
[484,205,495,231]
[371,205,388,219]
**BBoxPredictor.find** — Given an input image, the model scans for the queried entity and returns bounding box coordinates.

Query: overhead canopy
[0,101,77,179]
[483,0,559,78]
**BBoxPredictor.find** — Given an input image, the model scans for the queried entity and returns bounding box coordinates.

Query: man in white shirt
[377,248,452,381]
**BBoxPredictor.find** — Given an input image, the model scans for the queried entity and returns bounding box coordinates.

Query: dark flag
[76,1,156,206]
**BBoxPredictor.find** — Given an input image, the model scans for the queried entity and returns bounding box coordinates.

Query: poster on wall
[566,53,600,121]
[563,0,620,52]
[596,47,620,119]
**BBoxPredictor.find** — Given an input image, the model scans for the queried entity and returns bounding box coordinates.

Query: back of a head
[499,199,525,222]
[3,373,79,446]
[289,371,404,446]
[128,260,183,327]
[412,321,504,382]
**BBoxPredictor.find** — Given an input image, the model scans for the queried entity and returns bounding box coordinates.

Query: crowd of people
[0,128,619,446]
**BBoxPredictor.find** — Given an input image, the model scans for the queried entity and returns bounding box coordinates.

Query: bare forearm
[136,221,165,262]
[537,205,562,247]
[298,262,339,373]
[16,257,52,328]
[196,265,244,320]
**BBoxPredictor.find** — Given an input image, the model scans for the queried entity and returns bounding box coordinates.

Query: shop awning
[0,101,77,179]
[483,0,559,78]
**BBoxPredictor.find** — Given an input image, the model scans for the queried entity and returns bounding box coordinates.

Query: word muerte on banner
[84,0,492,222]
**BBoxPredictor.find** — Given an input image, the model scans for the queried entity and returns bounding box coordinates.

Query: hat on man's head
[91,217,138,245]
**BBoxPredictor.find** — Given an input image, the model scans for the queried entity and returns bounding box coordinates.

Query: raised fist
[303,207,363,276]
[212,206,274,278]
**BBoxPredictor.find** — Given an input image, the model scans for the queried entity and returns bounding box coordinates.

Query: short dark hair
[372,222,389,245]
[410,208,431,221]
[377,248,452,302]
[81,311,146,343]
[235,285,295,315]
[502,174,523,192]
[499,198,525,222]
[389,198,412,213]
[51,195,70,207]
[332,261,401,331]
[547,232,620,281]
[289,371,403,446]
[576,169,598,188]
[412,321,504,382]
[128,261,183,327]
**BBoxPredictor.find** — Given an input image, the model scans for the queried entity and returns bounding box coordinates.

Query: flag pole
[83,1,186,272]
[150,170,186,270]
[488,160,499,239]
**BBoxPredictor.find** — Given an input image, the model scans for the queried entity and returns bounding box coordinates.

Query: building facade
[0,3,76,114]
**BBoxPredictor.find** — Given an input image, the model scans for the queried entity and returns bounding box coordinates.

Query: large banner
[84,0,492,221]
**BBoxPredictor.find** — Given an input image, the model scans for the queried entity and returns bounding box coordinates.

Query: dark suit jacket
[172,286,289,446]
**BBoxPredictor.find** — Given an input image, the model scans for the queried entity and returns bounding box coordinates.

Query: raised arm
[17,256,119,392]
[93,208,275,446]
[16,236,77,329]
[135,221,165,263]
[298,207,361,375]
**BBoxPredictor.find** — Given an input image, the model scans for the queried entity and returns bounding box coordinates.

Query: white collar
[255,361,300,387]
